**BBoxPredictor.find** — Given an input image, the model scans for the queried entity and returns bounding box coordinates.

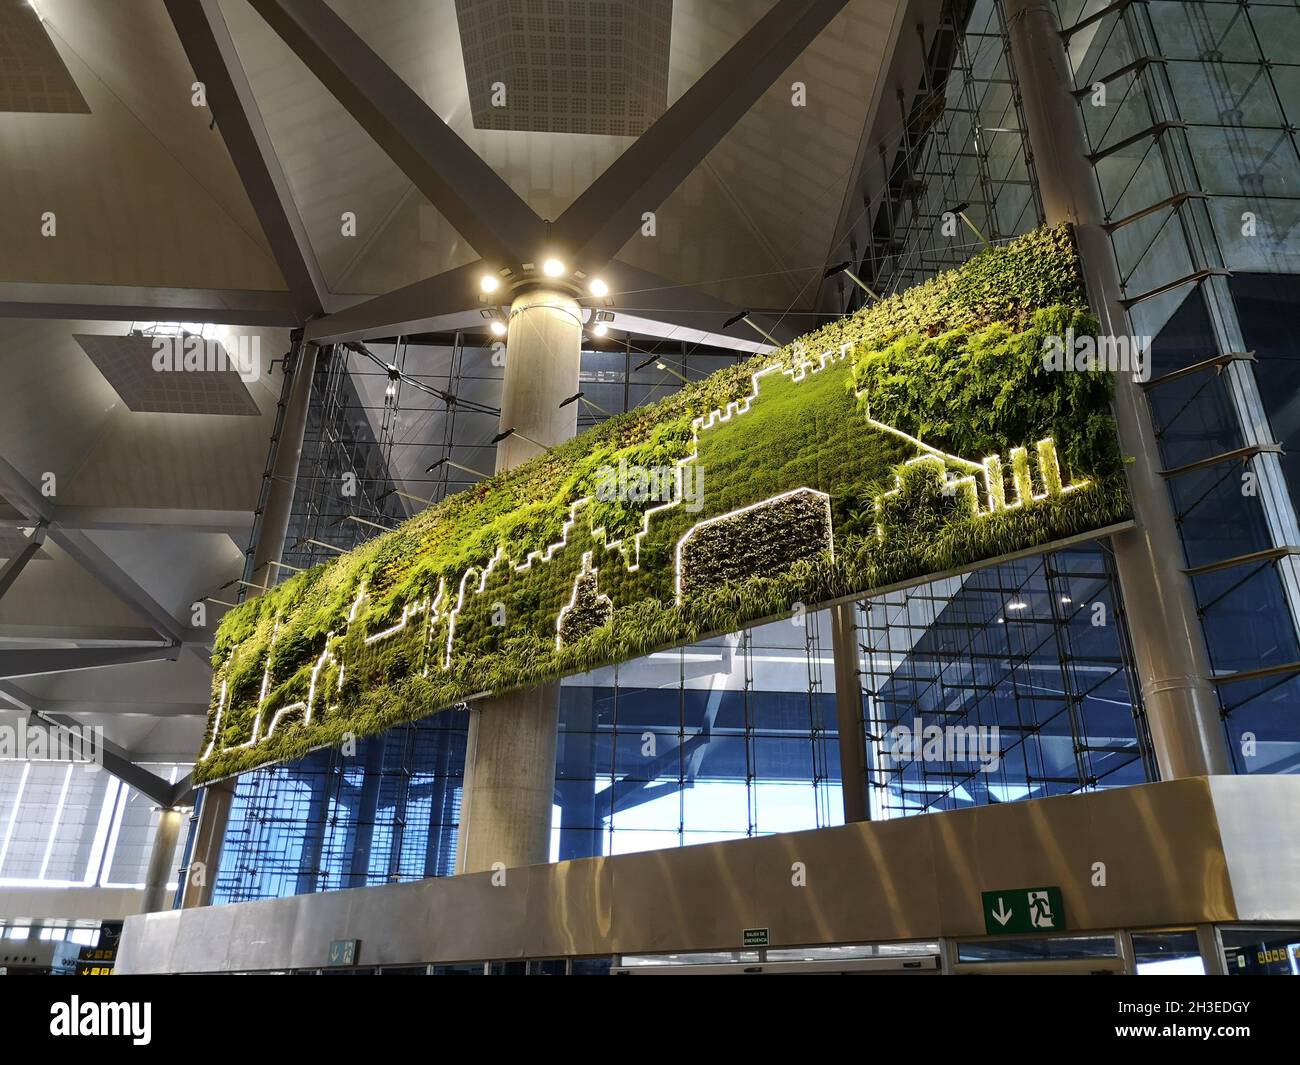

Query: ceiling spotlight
[722,310,780,346]
[824,261,881,301]
[542,258,566,278]
[480,273,500,294]
[589,277,609,297]
[591,322,608,337]
[489,320,507,337]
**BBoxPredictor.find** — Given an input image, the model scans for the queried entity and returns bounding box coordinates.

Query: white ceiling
[0,0,905,775]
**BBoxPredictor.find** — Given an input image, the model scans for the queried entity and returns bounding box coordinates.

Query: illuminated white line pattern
[555,551,613,649]
[873,438,1087,539]
[208,343,1088,761]
[264,633,340,738]
[200,679,228,762]
[364,598,429,645]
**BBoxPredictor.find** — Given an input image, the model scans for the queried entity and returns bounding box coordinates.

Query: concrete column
[494,289,582,468]
[830,603,870,822]
[141,808,184,913]
[1004,0,1230,776]
[457,287,583,872]
[183,339,321,907]
[179,778,234,908]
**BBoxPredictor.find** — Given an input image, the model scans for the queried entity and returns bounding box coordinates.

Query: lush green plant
[196,224,1129,783]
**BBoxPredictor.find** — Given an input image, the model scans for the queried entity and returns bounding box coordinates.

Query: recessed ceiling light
[480,274,500,293]
[542,258,566,278]
[589,277,608,297]
[489,320,507,336]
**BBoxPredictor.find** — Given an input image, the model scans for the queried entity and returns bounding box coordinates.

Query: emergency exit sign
[326,939,360,966]
[981,887,1066,934]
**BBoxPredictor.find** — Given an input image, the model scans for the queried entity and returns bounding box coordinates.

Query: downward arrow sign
[992,897,1013,926]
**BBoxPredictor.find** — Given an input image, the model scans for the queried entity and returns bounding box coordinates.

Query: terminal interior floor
[1,0,1299,982]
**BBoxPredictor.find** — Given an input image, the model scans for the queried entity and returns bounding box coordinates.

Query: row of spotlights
[489,318,607,337]
[479,268,609,298]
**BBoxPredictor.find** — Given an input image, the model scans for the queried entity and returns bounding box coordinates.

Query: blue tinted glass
[212,709,468,905]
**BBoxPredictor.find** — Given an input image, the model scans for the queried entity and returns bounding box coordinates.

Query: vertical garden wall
[196,224,1129,783]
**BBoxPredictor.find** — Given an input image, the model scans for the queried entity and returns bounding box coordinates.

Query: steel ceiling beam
[40,715,180,809]
[0,282,300,326]
[49,506,253,538]
[165,0,328,321]
[247,0,547,265]
[553,0,851,271]
[0,458,196,647]
[0,645,181,680]
[0,524,45,600]
[47,529,191,647]
[601,260,799,347]
[301,256,801,348]
[303,261,485,344]
[0,697,207,719]
[0,682,184,808]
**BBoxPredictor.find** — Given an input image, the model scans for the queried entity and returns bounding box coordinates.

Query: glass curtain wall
[833,0,1153,818]
[211,712,467,904]
[555,611,843,861]
[1049,0,1300,772]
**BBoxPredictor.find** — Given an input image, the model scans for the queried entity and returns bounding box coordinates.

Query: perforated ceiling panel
[0,1,89,113]
[457,0,672,136]
[73,334,260,416]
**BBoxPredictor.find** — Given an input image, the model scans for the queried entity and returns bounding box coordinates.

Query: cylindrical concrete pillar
[495,289,583,467]
[183,338,321,907]
[457,287,583,873]
[1004,0,1230,776]
[178,778,234,908]
[141,808,184,913]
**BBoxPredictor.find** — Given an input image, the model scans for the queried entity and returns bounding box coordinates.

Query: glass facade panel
[553,613,842,860]
[858,545,1150,818]
[212,712,466,904]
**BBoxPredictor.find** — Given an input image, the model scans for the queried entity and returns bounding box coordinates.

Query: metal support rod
[1003,0,1231,777]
